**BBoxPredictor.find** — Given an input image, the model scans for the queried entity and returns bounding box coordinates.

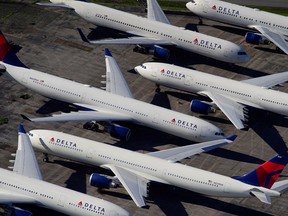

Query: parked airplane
[0,125,130,216]
[28,128,236,207]
[37,0,249,63]
[0,32,225,142]
[134,62,288,129]
[29,129,288,208]
[186,0,288,54]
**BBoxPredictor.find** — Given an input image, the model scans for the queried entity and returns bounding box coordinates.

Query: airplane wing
[251,25,288,55]
[36,2,72,9]
[147,0,170,24]
[78,29,173,45]
[12,125,43,180]
[104,49,133,98]
[200,91,247,130]
[21,109,133,123]
[103,165,148,207]
[241,71,288,88]
[147,135,237,162]
[0,190,37,204]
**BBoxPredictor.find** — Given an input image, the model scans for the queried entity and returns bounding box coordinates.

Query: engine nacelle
[245,32,270,45]
[11,207,32,216]
[190,100,215,115]
[151,45,170,60]
[90,173,117,189]
[133,45,170,60]
[108,124,131,141]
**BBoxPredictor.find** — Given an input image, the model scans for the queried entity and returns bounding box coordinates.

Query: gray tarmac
[0,1,288,216]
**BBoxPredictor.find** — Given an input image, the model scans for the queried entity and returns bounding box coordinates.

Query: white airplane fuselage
[29,130,280,200]
[61,1,248,63]
[2,63,224,142]
[186,0,288,36]
[0,168,129,216]
[135,62,288,116]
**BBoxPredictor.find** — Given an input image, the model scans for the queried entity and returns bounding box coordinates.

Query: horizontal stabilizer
[250,190,271,204]
[271,180,288,192]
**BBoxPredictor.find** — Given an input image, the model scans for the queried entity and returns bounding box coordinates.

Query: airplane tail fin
[236,154,288,189]
[0,31,27,68]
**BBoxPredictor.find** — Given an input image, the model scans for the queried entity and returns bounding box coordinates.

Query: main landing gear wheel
[155,84,160,93]
[43,153,49,162]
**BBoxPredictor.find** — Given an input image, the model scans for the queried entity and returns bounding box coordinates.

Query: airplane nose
[134,66,140,74]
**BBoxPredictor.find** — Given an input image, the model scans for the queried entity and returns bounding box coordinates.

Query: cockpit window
[237,52,247,55]
[141,64,146,69]
[215,132,225,136]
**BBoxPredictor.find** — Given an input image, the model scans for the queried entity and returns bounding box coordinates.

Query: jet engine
[245,32,270,45]
[190,100,215,115]
[151,45,170,59]
[108,124,131,141]
[133,45,170,60]
[89,173,117,189]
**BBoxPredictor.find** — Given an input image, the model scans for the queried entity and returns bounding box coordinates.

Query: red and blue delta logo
[77,201,105,213]
[160,69,185,79]
[171,118,197,129]
[49,137,77,148]
[193,38,222,49]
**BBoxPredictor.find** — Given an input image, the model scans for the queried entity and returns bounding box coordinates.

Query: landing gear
[155,84,160,93]
[43,153,49,162]
[198,17,203,25]
[83,121,99,131]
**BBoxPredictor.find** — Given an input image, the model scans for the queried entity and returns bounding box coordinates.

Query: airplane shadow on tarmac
[50,159,273,216]
[148,182,273,216]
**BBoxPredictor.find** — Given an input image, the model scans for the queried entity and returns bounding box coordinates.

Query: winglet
[105,48,112,57]
[21,114,32,122]
[77,28,90,43]
[18,124,26,134]
[227,135,237,142]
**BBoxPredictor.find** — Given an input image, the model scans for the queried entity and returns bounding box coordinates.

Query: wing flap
[104,49,133,98]
[147,135,236,162]
[104,165,148,207]
[252,25,288,55]
[201,91,247,129]
[13,125,42,180]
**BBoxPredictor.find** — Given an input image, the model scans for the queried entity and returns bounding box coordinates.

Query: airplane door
[184,75,193,86]
[152,113,159,124]
[57,195,66,207]
[224,183,230,193]
[86,151,93,159]
[202,2,210,13]
[152,69,157,78]
[22,72,28,84]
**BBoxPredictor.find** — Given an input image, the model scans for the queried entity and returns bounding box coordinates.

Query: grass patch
[20,94,31,100]
[248,6,288,16]
[0,117,8,125]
